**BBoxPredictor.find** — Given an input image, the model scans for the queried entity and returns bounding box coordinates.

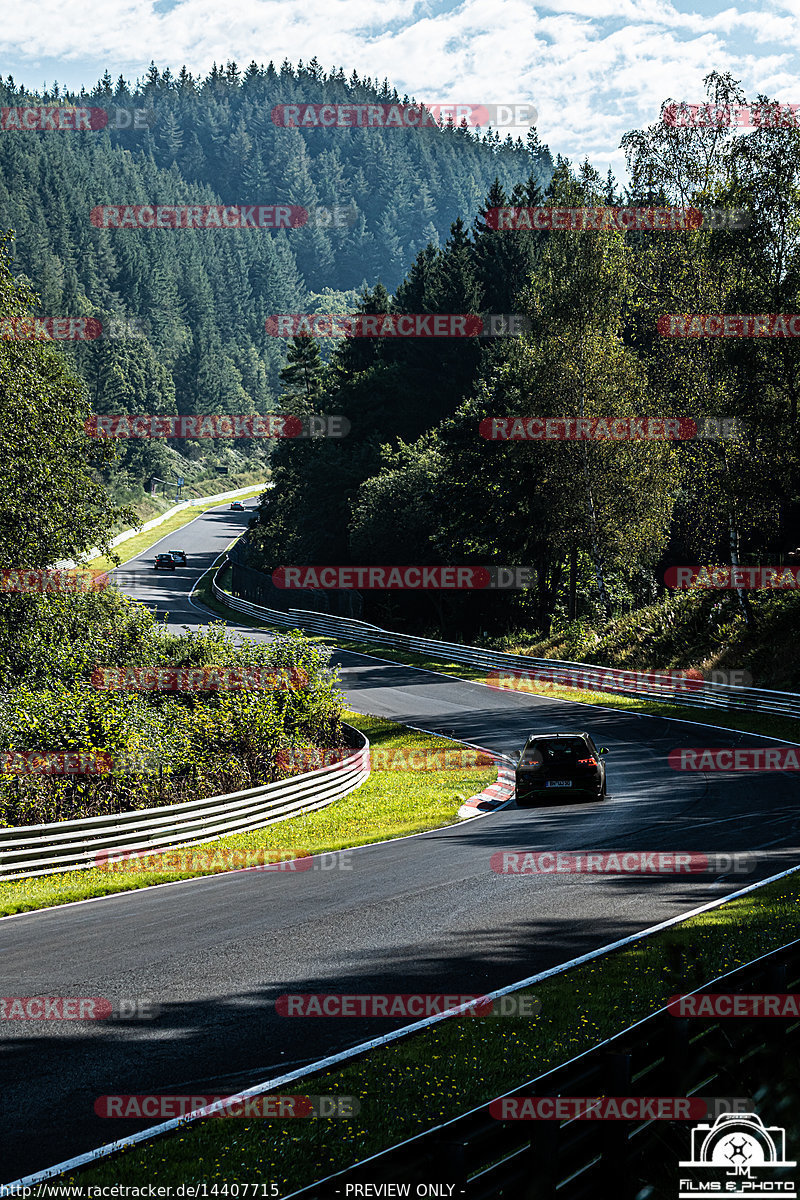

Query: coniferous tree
[279,336,325,406]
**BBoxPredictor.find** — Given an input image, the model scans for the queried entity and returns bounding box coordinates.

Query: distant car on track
[153,552,177,570]
[230,501,245,511]
[168,549,187,565]
[515,731,608,805]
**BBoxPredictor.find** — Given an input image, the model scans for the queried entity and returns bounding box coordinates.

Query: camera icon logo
[680,1112,796,1178]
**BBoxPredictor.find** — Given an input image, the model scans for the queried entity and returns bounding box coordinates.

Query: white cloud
[2,0,799,176]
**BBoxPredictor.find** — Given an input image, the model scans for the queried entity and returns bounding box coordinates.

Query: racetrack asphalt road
[2,503,799,1181]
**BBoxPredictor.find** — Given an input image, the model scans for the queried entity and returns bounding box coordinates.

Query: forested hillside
[0,61,552,501]
[2,63,798,647]
[246,73,800,639]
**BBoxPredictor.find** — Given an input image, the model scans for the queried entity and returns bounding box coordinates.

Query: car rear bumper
[515,776,601,804]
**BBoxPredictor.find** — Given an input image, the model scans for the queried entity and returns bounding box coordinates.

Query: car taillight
[520,757,541,768]
[577,757,597,766]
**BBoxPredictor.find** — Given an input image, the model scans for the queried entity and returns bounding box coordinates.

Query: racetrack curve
[2,502,799,1181]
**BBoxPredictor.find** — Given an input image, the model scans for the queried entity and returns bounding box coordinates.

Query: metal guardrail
[213,570,800,720]
[0,726,369,882]
[285,939,800,1199]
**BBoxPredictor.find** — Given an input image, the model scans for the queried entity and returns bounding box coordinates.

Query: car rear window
[529,738,588,759]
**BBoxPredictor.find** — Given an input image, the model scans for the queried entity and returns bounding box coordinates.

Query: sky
[2,0,800,179]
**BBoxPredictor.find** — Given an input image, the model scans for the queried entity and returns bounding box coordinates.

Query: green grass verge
[0,712,495,917]
[113,470,268,526]
[88,486,269,572]
[204,580,800,745]
[63,868,800,1190]
[494,588,800,693]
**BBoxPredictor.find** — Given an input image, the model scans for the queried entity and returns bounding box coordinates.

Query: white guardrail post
[212,567,800,719]
[0,725,368,883]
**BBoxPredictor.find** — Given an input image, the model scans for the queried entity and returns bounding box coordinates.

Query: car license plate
[546,780,572,788]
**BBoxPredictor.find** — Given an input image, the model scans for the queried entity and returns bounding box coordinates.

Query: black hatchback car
[515,732,609,805]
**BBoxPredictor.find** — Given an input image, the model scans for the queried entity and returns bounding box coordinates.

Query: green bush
[0,587,159,688]
[0,611,345,824]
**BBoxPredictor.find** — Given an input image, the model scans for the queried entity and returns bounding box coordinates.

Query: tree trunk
[582,443,611,615]
[568,545,578,620]
[729,514,752,625]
